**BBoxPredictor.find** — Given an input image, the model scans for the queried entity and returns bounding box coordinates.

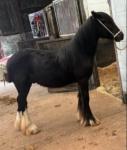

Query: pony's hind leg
[14,80,40,135]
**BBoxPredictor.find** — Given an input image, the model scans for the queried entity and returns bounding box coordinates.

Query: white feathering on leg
[76,111,81,122]
[76,110,84,122]
[20,113,26,134]
[24,110,31,126]
[14,112,22,131]
[20,109,40,135]
[20,110,31,134]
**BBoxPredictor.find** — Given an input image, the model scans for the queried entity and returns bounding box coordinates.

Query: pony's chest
[73,58,93,79]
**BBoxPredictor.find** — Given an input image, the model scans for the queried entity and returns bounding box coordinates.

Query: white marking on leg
[80,118,85,126]
[20,109,40,135]
[76,110,86,126]
[76,110,82,122]
[77,109,86,122]
[89,117,101,126]
[14,110,40,135]
[76,112,101,127]
[14,112,22,131]
[20,110,31,134]
[89,120,95,126]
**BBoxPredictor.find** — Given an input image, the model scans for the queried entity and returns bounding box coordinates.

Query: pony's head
[91,11,124,42]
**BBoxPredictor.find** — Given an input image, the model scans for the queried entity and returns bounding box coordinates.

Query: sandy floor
[0,82,126,150]
[98,62,122,98]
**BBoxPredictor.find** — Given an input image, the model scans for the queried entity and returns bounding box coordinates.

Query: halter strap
[114,30,121,38]
[96,19,121,39]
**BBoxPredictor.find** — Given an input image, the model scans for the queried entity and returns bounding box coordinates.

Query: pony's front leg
[78,79,100,126]
[76,89,83,122]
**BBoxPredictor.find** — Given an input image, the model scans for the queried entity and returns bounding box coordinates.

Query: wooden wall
[0,0,23,35]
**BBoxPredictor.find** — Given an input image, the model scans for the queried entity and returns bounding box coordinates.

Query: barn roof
[18,0,53,13]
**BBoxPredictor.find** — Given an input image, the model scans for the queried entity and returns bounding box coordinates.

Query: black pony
[5,11,123,135]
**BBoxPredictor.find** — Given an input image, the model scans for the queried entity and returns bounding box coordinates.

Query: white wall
[83,0,110,17]
[0,34,21,56]
[110,0,127,97]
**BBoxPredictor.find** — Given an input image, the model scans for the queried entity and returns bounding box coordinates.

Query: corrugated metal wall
[53,0,80,36]
[110,0,127,101]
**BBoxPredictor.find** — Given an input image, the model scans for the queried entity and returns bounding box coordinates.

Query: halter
[96,19,121,39]
[97,19,126,50]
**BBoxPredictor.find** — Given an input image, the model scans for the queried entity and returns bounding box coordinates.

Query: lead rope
[96,19,127,51]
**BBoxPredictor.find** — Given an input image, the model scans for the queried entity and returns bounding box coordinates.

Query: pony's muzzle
[114,31,124,42]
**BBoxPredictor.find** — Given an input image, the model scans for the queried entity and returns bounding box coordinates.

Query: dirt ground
[0,82,126,150]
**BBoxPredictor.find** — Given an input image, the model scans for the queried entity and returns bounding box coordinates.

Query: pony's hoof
[86,118,101,126]
[94,119,101,126]
[25,124,40,136]
[80,118,86,126]
[79,116,101,127]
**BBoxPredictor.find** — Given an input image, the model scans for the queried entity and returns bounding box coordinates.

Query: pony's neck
[73,17,99,56]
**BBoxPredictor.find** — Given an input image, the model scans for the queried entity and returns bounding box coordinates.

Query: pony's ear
[91,11,98,18]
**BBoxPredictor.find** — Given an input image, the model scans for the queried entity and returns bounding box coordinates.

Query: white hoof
[76,113,101,127]
[25,124,40,135]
